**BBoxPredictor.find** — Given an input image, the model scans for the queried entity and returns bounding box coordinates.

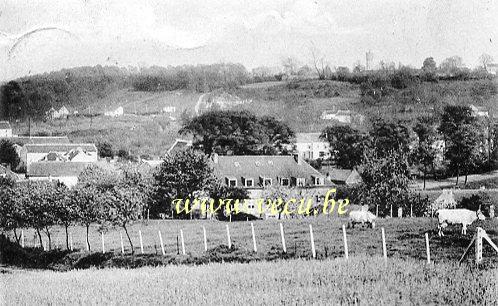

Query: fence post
[425,232,430,264]
[180,229,186,255]
[490,205,495,219]
[120,232,125,254]
[202,226,208,252]
[226,224,231,249]
[139,230,144,254]
[390,205,393,218]
[279,223,287,253]
[381,227,387,260]
[158,231,165,256]
[475,227,483,265]
[376,205,379,217]
[342,224,348,260]
[69,232,73,251]
[309,224,316,259]
[410,203,413,218]
[251,222,257,253]
[398,207,403,218]
[21,230,24,248]
[101,232,105,254]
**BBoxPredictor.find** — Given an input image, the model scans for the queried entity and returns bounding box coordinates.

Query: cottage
[321,167,362,185]
[45,106,70,120]
[469,104,489,117]
[321,109,365,124]
[104,106,124,117]
[27,162,90,188]
[294,133,330,160]
[167,139,192,155]
[211,154,334,218]
[163,106,176,113]
[0,121,12,137]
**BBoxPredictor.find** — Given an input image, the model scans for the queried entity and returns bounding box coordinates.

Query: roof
[212,155,333,188]
[27,162,90,177]
[320,167,355,182]
[25,143,97,153]
[167,139,192,154]
[0,121,11,129]
[4,136,70,145]
[295,133,324,143]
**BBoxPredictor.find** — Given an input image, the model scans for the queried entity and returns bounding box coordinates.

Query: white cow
[436,209,485,236]
[349,210,376,229]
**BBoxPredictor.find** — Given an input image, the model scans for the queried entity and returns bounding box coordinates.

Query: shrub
[457,192,493,217]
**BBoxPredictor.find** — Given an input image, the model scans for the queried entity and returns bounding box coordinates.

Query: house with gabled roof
[26,162,90,188]
[0,121,12,137]
[167,139,192,155]
[211,154,334,218]
[320,167,362,185]
[22,143,98,170]
[294,133,330,160]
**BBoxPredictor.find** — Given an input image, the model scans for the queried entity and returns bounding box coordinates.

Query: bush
[97,141,114,158]
[457,192,493,217]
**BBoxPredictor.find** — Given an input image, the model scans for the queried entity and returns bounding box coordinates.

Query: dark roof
[320,167,361,184]
[25,143,97,153]
[27,162,90,177]
[295,133,323,143]
[0,121,11,129]
[4,136,70,145]
[213,155,333,188]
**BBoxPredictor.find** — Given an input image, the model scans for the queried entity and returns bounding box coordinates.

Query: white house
[45,106,70,120]
[22,143,98,170]
[0,121,12,137]
[104,106,124,117]
[163,106,176,113]
[469,104,489,117]
[321,110,364,124]
[294,133,330,160]
[27,162,90,188]
[167,139,192,155]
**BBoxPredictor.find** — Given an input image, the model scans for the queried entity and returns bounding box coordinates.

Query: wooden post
[279,223,286,253]
[398,207,403,218]
[180,229,186,255]
[147,209,150,222]
[475,227,483,265]
[139,230,144,254]
[309,224,316,259]
[101,232,105,254]
[226,224,231,249]
[251,222,257,253]
[381,228,387,260]
[69,233,73,251]
[158,231,165,256]
[425,232,430,264]
[202,226,208,252]
[120,233,125,254]
[490,205,495,219]
[376,205,379,217]
[342,224,348,260]
[390,205,393,218]
[410,203,413,218]
[21,230,24,248]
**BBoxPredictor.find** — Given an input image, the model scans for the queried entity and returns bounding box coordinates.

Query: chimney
[210,152,219,164]
[292,152,302,165]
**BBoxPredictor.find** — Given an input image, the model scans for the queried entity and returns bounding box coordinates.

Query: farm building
[320,167,362,185]
[104,106,124,117]
[45,106,70,120]
[163,106,176,113]
[321,110,365,124]
[167,139,192,155]
[469,104,489,117]
[26,162,90,188]
[22,143,98,170]
[211,154,333,218]
[293,133,330,160]
[0,121,12,137]
[430,189,457,214]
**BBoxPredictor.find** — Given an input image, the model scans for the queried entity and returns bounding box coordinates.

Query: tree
[310,43,327,79]
[478,53,494,70]
[180,110,294,155]
[369,118,411,158]
[439,105,481,184]
[101,185,146,253]
[320,126,367,169]
[97,141,114,158]
[282,57,300,75]
[70,185,103,251]
[413,116,438,189]
[0,178,24,243]
[0,139,20,169]
[153,149,215,218]
[439,56,465,75]
[422,57,437,73]
[359,150,412,216]
[54,184,79,250]
[209,183,249,220]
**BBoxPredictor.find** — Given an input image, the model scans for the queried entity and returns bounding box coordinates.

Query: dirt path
[412,170,498,190]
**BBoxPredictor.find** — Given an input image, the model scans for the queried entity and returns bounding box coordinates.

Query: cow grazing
[348,210,376,229]
[436,209,485,237]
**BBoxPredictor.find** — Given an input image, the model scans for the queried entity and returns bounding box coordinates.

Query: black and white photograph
[0,0,497,304]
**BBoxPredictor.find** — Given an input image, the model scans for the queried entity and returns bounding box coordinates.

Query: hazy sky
[1,0,497,80]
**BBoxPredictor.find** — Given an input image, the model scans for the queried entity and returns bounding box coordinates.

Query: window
[292,177,306,187]
[280,177,290,187]
[260,176,272,187]
[243,177,254,187]
[314,176,324,186]
[319,151,325,157]
[225,177,237,187]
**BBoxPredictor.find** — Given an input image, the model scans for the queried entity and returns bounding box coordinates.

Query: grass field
[10,217,498,267]
[1,256,496,305]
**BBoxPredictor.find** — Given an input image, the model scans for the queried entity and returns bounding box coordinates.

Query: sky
[0,0,497,81]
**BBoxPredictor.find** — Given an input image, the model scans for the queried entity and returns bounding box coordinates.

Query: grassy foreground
[1,256,496,305]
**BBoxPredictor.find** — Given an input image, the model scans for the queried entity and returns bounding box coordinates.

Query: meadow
[1,256,496,305]
[10,216,498,267]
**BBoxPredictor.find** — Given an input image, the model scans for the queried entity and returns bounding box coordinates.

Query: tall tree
[0,139,20,170]
[320,126,367,169]
[369,118,411,158]
[478,53,494,70]
[413,116,438,189]
[180,110,294,155]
